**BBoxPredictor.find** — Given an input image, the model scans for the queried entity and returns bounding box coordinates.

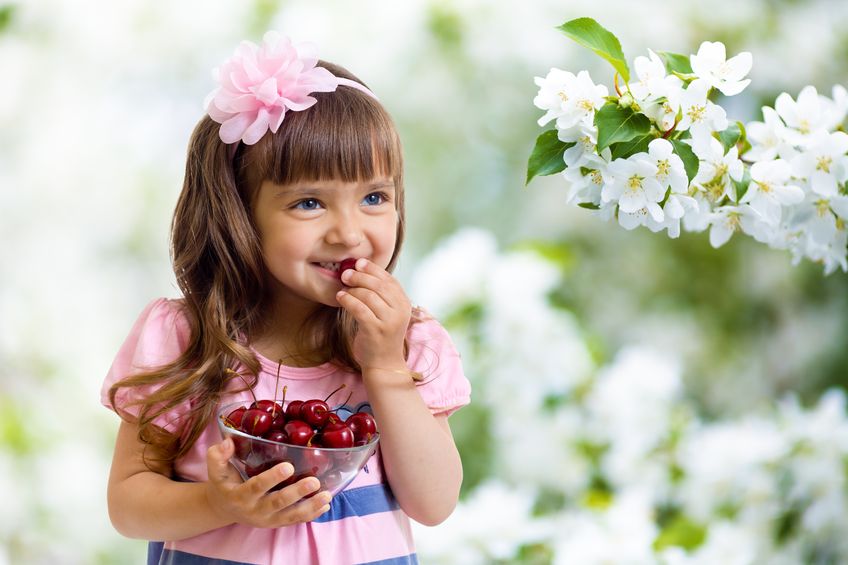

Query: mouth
[316,261,342,273]
[312,258,358,279]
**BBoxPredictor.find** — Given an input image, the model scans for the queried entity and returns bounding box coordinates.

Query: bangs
[236,64,402,191]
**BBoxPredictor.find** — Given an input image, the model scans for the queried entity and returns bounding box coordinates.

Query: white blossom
[602,155,665,219]
[689,41,752,96]
[740,160,805,222]
[746,106,794,162]
[677,79,728,135]
[789,129,848,197]
[534,69,609,130]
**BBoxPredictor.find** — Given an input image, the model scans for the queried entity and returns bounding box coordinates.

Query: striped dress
[102,298,472,565]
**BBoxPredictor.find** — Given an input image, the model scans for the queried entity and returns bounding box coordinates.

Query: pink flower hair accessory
[204,31,378,145]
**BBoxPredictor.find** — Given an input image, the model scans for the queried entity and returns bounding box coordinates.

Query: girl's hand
[205,438,332,528]
[336,258,412,371]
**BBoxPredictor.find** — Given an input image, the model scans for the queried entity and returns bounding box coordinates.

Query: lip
[311,262,344,280]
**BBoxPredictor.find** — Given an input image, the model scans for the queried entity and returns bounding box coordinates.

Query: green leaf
[609,133,654,160]
[557,17,629,82]
[578,202,601,210]
[670,139,699,183]
[732,167,752,202]
[594,103,652,151]
[716,121,744,153]
[654,515,707,551]
[526,130,573,185]
[656,51,693,74]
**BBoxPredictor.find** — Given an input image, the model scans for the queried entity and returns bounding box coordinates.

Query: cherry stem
[331,390,354,411]
[614,73,623,97]
[324,383,347,403]
[280,385,288,409]
[272,359,283,416]
[225,368,257,404]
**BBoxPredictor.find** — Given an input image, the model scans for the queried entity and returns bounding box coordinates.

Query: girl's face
[252,176,399,310]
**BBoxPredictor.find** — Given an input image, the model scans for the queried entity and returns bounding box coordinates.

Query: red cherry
[300,449,331,476]
[241,408,273,437]
[225,406,247,428]
[285,400,305,420]
[269,410,287,432]
[325,412,342,426]
[339,258,358,279]
[251,399,282,416]
[283,420,315,446]
[346,412,378,445]
[263,430,289,443]
[301,399,330,428]
[319,421,354,448]
[230,433,253,459]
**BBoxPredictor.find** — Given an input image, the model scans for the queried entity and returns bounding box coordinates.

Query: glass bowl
[216,401,379,496]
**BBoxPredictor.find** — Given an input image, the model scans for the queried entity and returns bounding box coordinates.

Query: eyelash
[291,191,390,211]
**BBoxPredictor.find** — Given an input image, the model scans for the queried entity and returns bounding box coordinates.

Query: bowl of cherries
[217,382,379,497]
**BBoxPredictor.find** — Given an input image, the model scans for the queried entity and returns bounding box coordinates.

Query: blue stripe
[313,483,400,523]
[148,542,164,565]
[148,543,255,565]
[356,554,419,565]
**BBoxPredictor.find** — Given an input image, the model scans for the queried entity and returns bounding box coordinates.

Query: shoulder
[110,297,192,375]
[405,307,472,416]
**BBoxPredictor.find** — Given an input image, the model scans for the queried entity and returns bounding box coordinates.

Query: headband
[204,31,378,146]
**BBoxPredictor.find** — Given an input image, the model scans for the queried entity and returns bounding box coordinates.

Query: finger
[206,439,239,484]
[340,266,384,291]
[343,286,392,318]
[245,461,295,499]
[273,489,332,525]
[264,477,323,515]
[336,290,380,325]
[354,257,390,279]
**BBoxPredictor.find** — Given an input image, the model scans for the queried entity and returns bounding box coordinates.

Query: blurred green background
[1,0,846,563]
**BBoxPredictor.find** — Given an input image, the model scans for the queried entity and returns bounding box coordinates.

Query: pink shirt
[102,298,471,565]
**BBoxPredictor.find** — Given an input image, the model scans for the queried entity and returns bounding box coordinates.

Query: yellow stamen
[687,105,706,123]
[657,159,670,178]
[816,156,832,173]
[755,180,773,194]
[590,170,603,185]
[558,91,569,103]
[578,99,595,112]
[627,175,643,192]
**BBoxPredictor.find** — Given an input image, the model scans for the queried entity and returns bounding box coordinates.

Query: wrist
[362,365,419,385]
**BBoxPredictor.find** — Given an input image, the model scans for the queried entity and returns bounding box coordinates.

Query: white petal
[775,184,806,205]
[619,190,646,213]
[709,222,734,247]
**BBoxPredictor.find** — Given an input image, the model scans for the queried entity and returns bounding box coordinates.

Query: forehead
[272,177,395,195]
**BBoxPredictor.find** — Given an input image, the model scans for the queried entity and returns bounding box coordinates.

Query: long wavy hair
[109,61,408,466]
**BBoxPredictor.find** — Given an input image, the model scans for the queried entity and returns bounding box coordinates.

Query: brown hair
[109,61,409,466]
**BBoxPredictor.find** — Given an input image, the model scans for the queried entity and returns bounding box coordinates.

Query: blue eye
[363,192,386,206]
[294,198,322,211]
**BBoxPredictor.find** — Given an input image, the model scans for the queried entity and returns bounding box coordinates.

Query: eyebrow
[277,180,395,197]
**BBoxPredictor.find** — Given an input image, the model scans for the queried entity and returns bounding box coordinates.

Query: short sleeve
[100,298,192,434]
[406,313,472,417]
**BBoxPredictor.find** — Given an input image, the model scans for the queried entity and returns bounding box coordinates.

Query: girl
[103,32,471,565]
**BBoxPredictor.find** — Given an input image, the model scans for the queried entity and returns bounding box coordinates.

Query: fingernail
[307,478,320,491]
[279,463,293,476]
[356,258,367,269]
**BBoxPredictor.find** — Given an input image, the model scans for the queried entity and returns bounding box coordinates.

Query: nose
[325,209,364,248]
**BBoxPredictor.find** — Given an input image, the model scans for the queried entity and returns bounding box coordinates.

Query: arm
[107,419,331,540]
[361,369,463,526]
[337,259,464,526]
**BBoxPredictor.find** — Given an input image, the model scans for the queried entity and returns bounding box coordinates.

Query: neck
[251,296,332,368]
